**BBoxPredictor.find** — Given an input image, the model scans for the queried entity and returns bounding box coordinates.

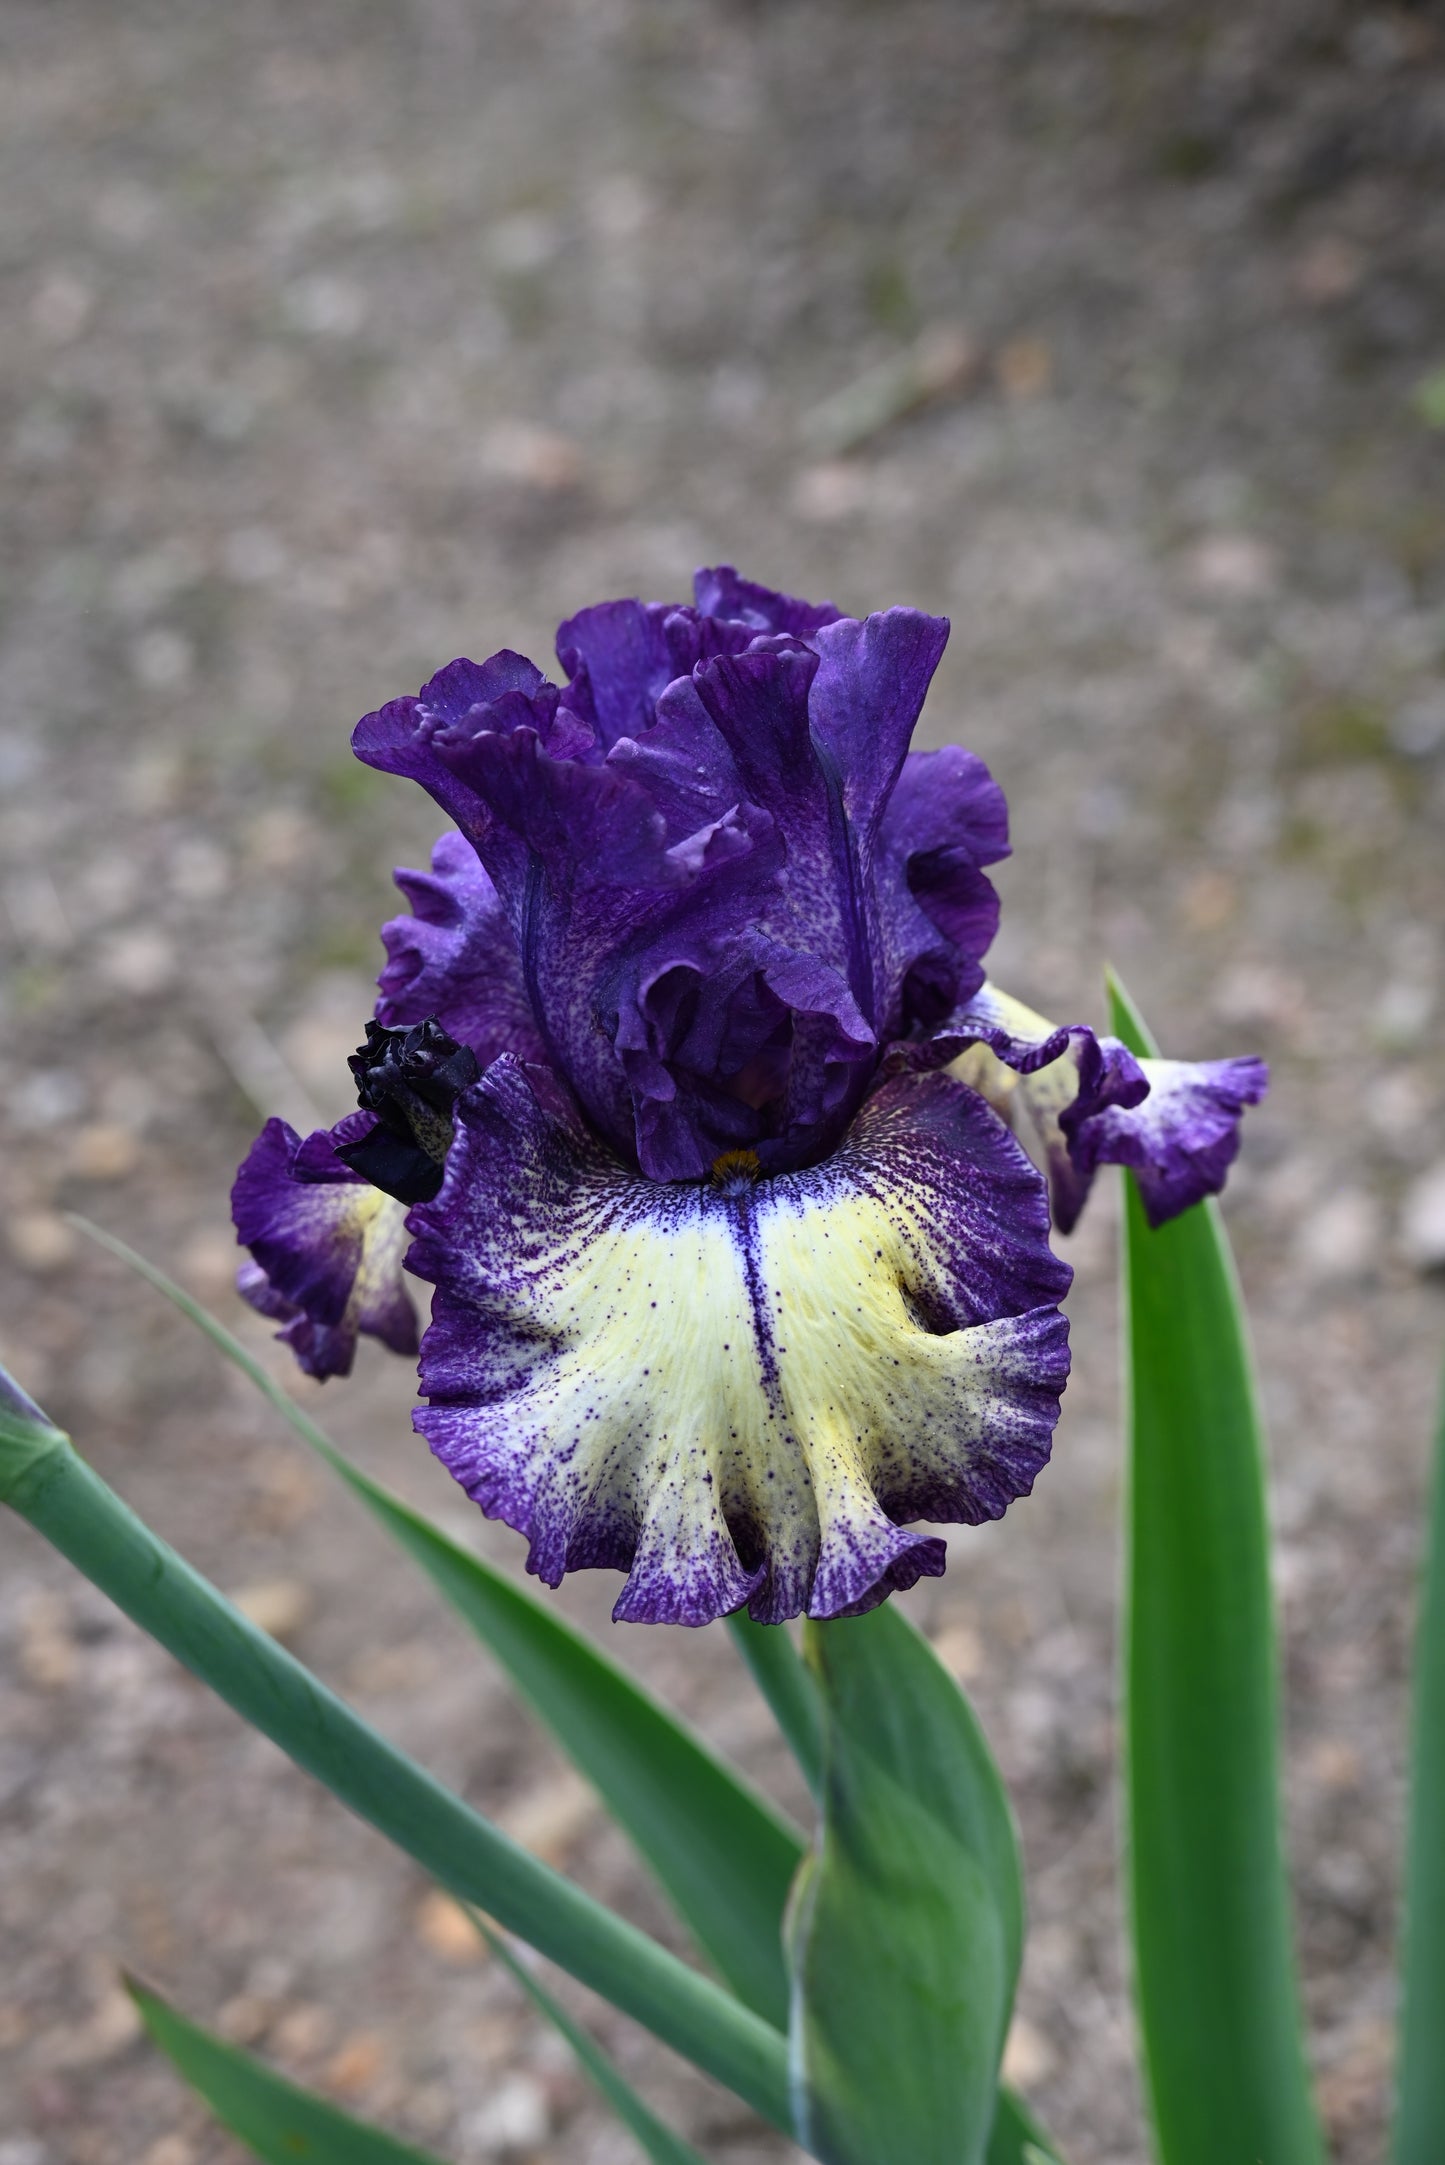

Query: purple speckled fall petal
[232,1113,417,1380]
[405,1057,1071,1626]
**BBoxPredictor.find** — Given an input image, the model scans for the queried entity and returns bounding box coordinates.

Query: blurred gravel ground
[2,2,1444,2160]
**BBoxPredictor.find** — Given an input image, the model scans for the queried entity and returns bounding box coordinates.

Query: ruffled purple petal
[232,1113,418,1380]
[353,653,552,890]
[377,829,547,1068]
[1075,1054,1270,1229]
[351,572,1010,1179]
[942,983,1264,1232]
[874,744,1010,1036]
[405,1056,1070,1626]
[614,929,875,1181]
[555,598,754,751]
[693,564,844,638]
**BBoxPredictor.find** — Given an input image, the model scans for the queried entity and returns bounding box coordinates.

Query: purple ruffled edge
[932,989,1266,1233]
[232,1112,418,1381]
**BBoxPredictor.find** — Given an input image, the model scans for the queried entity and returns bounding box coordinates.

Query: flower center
[710,1148,763,1199]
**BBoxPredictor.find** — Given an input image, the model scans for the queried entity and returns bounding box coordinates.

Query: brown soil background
[3,3,1444,2161]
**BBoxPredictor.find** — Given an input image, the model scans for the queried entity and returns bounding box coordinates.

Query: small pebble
[228,1579,312,1643]
[67,1123,140,1181]
[324,2030,386,2100]
[1290,1190,1383,1285]
[1001,2013,1056,2087]
[415,1888,487,1966]
[8,1212,77,1275]
[460,2072,550,2152]
[499,1772,595,1865]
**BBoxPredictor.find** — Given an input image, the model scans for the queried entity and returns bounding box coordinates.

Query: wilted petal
[944,983,1264,1231]
[232,1113,417,1380]
[406,1059,1070,1626]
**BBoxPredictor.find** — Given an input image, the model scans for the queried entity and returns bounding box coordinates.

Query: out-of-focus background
[2,3,1444,2160]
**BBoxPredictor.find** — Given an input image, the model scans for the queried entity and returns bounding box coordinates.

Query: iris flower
[234,568,1265,1625]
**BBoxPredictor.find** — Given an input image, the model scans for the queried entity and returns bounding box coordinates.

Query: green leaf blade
[320,1473,799,2029]
[1,1417,791,2133]
[788,1604,1023,2165]
[986,2087,1065,2165]
[130,1979,449,2164]
[478,1922,710,2165]
[75,1218,801,2031]
[1111,975,1322,2165]
[726,1611,824,1802]
[1393,1351,1445,2164]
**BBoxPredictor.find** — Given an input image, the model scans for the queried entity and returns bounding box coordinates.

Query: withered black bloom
[337,1019,480,1204]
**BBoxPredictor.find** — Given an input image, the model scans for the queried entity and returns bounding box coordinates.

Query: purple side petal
[1073,1055,1270,1228]
[693,564,844,637]
[232,1114,418,1380]
[378,829,547,1067]
[406,1057,1070,1627]
[236,1260,368,1384]
[941,982,1263,1232]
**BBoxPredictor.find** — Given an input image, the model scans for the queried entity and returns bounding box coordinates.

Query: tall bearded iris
[234,567,1265,1625]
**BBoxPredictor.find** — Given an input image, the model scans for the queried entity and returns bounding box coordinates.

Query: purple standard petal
[941,983,1264,1232]
[232,1113,418,1380]
[874,743,1010,1036]
[693,564,844,638]
[353,652,553,893]
[406,1056,1070,1627]
[688,617,954,1034]
[555,597,755,751]
[378,829,547,1068]
[351,573,1007,1179]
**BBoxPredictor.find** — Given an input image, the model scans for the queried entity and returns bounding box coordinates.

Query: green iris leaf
[726,1609,824,1802]
[986,2085,1064,2165]
[477,1921,711,2165]
[132,1963,706,2165]
[74,1220,801,2031]
[787,1603,1024,2165]
[128,1978,453,2164]
[1110,973,1323,2165]
[1393,1348,1445,2164]
[0,1375,792,2134]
